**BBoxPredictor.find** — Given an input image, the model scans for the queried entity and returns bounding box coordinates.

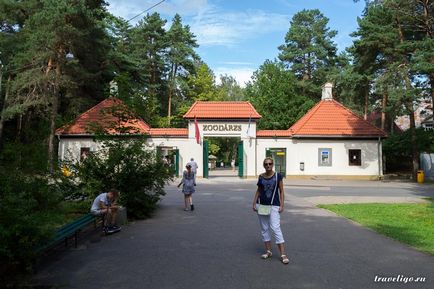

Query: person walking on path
[231,159,236,172]
[188,157,198,181]
[252,157,289,265]
[178,164,196,211]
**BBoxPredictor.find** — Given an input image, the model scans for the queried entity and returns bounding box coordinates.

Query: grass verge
[47,200,92,228]
[318,199,434,255]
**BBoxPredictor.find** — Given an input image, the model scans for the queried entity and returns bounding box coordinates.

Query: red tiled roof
[183,101,261,119]
[56,98,150,136]
[148,128,188,137]
[256,130,292,137]
[289,99,387,137]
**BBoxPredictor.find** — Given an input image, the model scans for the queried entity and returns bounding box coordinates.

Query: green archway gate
[237,141,243,177]
[202,139,244,178]
[203,140,209,178]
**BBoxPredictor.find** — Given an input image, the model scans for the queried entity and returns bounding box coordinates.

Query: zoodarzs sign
[202,124,242,132]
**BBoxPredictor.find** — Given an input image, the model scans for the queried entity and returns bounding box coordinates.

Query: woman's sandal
[280,254,289,264]
[261,250,272,259]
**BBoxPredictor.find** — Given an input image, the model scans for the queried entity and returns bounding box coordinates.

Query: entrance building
[56,84,387,179]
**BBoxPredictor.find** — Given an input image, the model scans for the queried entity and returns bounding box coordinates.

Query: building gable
[288,99,387,138]
[184,101,261,119]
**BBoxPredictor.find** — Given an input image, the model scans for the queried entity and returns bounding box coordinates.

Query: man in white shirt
[188,158,198,182]
[90,188,121,234]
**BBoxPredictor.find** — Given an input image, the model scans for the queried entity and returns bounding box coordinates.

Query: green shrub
[383,128,434,172]
[69,136,173,219]
[0,169,63,283]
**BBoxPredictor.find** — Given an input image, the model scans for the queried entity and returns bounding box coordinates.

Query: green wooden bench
[37,213,98,252]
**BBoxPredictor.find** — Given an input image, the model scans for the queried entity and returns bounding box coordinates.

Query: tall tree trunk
[48,86,59,172]
[167,63,178,126]
[167,63,174,125]
[397,16,419,180]
[16,113,23,142]
[364,84,369,120]
[46,57,57,171]
[381,90,388,130]
[0,76,11,147]
[307,52,311,80]
[151,61,157,99]
[419,0,434,126]
[421,0,432,38]
[407,102,418,180]
[430,74,434,127]
[390,118,394,134]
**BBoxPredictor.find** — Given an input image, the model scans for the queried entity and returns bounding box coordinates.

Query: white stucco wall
[256,138,382,177]
[59,134,382,178]
[147,137,199,176]
[291,139,382,176]
[58,137,102,162]
[58,136,193,176]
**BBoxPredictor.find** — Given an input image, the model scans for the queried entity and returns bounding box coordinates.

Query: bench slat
[54,214,95,238]
[55,215,95,235]
[37,213,97,252]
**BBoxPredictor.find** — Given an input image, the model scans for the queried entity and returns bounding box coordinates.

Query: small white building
[56,84,386,179]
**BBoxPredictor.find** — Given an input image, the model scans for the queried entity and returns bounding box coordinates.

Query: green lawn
[318,199,434,255]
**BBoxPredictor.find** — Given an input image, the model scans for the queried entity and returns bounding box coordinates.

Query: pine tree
[409,0,434,127]
[350,4,400,130]
[278,9,338,100]
[130,13,168,112]
[186,62,218,101]
[6,0,110,170]
[352,0,429,179]
[245,60,315,130]
[0,0,42,146]
[165,14,198,125]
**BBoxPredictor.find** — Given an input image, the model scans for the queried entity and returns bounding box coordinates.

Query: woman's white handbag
[257,174,278,216]
[257,204,272,215]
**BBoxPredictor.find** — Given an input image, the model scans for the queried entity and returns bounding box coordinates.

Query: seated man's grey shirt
[91,193,109,211]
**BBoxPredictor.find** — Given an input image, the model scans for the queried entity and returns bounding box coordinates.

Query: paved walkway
[34,180,434,289]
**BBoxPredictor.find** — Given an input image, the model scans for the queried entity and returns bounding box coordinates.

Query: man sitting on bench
[90,188,121,234]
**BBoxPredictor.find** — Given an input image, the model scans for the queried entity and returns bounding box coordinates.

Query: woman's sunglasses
[264,162,273,166]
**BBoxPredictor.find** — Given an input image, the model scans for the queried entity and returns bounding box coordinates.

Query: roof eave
[292,134,387,139]
[57,133,149,138]
[256,135,293,138]
[184,117,261,120]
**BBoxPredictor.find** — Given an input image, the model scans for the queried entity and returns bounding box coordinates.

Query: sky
[106,0,366,87]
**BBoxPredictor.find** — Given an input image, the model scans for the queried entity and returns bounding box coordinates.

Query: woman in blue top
[252,157,289,265]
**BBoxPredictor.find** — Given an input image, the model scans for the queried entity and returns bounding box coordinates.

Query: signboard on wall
[202,124,242,132]
[196,122,253,137]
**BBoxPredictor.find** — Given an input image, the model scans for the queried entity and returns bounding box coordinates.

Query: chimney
[321,82,333,100]
[110,80,118,97]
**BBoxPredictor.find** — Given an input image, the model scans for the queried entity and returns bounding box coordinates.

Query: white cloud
[161,0,212,16]
[189,9,290,47]
[220,61,254,66]
[214,67,256,88]
[107,1,290,47]
[106,0,212,23]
